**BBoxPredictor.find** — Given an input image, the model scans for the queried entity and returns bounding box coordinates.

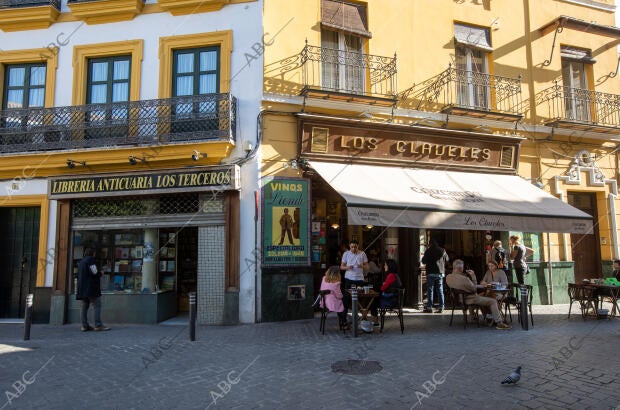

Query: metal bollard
[24,294,34,341]
[519,285,529,331]
[352,288,358,338]
[189,292,197,341]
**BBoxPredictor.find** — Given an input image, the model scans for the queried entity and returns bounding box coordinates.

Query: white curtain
[321,29,339,91]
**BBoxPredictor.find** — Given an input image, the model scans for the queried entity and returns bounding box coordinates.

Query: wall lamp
[192,150,208,161]
[66,159,86,168]
[128,155,147,165]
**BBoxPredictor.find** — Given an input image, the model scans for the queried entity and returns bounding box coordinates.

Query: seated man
[446,259,511,330]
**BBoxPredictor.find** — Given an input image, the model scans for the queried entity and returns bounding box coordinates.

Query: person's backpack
[494,248,506,269]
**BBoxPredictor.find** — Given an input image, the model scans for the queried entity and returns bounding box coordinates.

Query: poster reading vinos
[262,177,311,266]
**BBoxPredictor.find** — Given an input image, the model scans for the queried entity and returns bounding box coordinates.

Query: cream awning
[309,161,593,234]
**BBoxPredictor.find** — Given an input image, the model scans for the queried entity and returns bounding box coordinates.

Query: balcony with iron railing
[0,93,236,154]
[264,42,397,106]
[0,0,59,8]
[0,0,60,30]
[401,64,523,121]
[538,81,620,132]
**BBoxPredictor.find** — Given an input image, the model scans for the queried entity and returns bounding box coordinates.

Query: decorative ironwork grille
[538,81,620,128]
[0,0,59,8]
[300,43,397,98]
[407,65,522,115]
[0,93,236,154]
[72,194,202,218]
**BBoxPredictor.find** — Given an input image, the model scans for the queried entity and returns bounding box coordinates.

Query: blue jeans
[426,274,444,309]
[81,297,102,327]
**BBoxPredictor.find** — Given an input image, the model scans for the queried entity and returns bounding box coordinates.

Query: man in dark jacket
[76,248,109,332]
[422,239,449,313]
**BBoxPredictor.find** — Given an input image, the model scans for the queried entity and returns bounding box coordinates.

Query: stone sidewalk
[0,304,619,410]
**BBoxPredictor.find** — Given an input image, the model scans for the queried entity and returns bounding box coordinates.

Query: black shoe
[94,325,110,331]
[435,308,443,313]
[81,325,93,332]
[423,308,433,313]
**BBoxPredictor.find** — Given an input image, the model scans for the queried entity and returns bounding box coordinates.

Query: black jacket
[422,245,446,274]
[76,255,101,300]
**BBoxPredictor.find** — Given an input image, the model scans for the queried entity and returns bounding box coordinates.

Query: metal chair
[379,288,405,334]
[449,288,480,329]
[503,282,520,322]
[567,283,582,319]
[318,290,346,334]
[579,285,599,320]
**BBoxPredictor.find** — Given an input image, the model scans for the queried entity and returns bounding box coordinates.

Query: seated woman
[369,259,403,322]
[320,265,349,329]
[481,261,509,288]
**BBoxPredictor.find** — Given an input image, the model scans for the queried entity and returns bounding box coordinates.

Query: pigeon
[501,366,521,385]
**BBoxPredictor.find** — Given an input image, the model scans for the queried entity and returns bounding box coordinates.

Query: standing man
[76,248,109,332]
[340,240,368,318]
[278,208,294,245]
[422,239,449,313]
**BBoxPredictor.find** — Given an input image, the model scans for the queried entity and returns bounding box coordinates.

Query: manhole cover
[331,359,382,375]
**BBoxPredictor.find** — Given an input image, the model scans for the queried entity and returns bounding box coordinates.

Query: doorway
[0,207,40,318]
[568,192,600,281]
[176,227,198,313]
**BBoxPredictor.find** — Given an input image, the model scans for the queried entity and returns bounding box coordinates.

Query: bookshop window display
[71,228,179,295]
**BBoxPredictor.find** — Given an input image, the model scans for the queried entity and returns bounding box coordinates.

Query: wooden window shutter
[321,0,371,38]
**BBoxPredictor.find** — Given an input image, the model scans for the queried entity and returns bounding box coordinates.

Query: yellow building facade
[260,0,620,314]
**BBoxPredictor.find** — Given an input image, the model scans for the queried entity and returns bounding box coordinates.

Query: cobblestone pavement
[0,304,619,410]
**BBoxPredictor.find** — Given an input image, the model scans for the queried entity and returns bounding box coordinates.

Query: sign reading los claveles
[49,166,240,199]
[262,177,311,267]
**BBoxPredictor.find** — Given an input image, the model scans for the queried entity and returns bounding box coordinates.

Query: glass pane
[113,60,130,80]
[321,29,338,50]
[28,88,45,107]
[199,74,217,94]
[8,67,26,87]
[112,82,129,102]
[90,84,107,103]
[91,62,108,82]
[562,63,571,88]
[344,33,362,53]
[29,66,46,86]
[471,49,486,73]
[7,89,24,108]
[176,76,193,96]
[176,53,194,74]
[200,51,217,72]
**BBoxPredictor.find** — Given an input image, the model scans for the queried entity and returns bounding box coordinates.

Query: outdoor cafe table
[588,283,620,317]
[347,288,379,321]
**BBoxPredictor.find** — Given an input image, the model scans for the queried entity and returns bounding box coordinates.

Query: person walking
[76,248,110,332]
[422,239,449,313]
[489,240,510,278]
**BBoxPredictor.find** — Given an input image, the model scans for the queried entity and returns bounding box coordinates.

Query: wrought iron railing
[300,43,397,99]
[0,93,236,154]
[538,81,620,128]
[0,0,60,8]
[406,64,522,116]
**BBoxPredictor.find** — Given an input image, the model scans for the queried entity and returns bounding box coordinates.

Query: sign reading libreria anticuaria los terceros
[262,177,310,266]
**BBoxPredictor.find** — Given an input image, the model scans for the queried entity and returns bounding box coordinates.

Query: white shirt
[341,250,368,281]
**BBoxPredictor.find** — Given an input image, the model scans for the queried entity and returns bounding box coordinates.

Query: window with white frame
[454,24,492,110]
[561,47,593,122]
